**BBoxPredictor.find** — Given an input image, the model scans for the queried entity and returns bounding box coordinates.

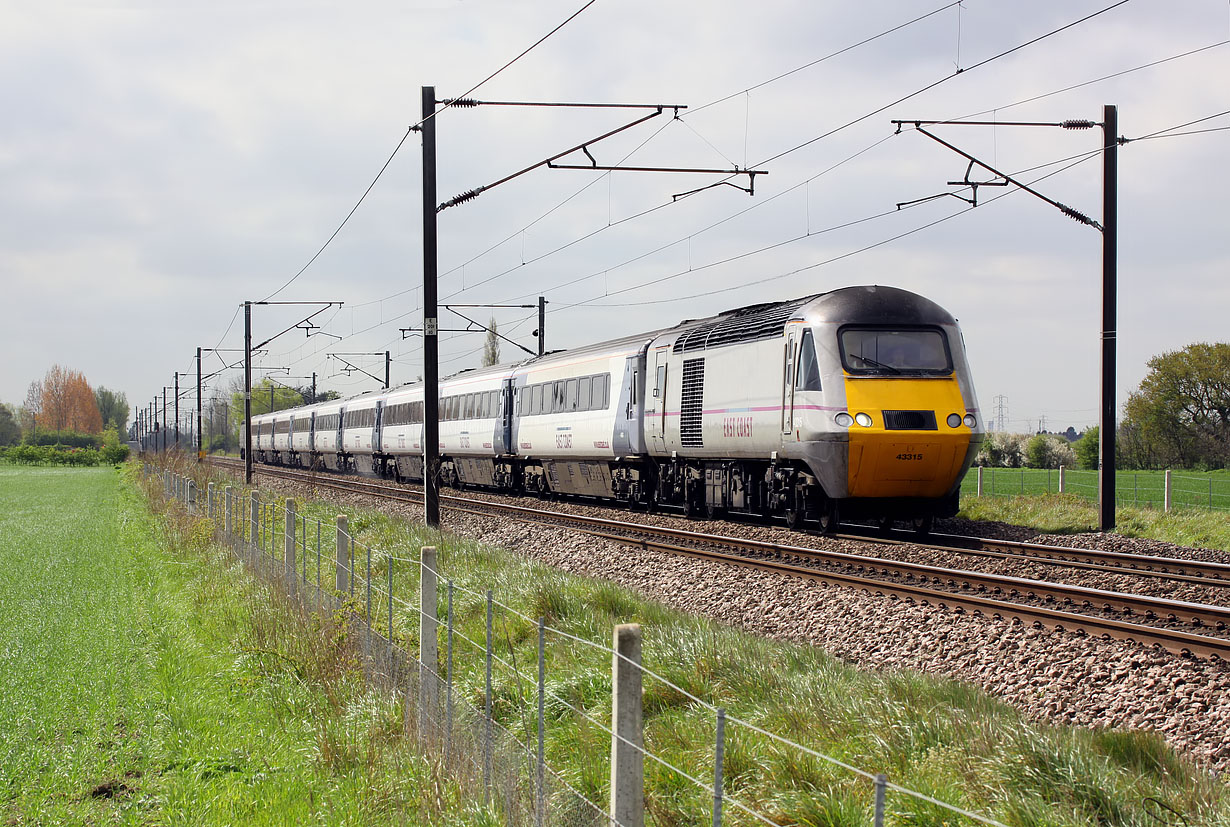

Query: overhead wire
[346,0,967,310]
[258,0,603,303]
[240,0,1155,383]
[573,150,1104,310]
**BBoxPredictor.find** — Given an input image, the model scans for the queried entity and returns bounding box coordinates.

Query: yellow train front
[783,285,983,531]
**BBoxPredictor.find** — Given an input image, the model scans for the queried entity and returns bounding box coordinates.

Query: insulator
[1061,119,1096,130]
[1058,203,1095,226]
[444,97,479,108]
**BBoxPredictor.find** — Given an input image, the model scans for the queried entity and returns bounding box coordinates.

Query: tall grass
[173,461,1230,827]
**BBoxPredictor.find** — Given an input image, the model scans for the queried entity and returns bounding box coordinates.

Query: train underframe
[258,447,957,533]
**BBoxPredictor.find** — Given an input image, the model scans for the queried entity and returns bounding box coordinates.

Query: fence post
[873,773,887,827]
[446,580,454,761]
[336,515,350,596]
[207,482,215,520]
[610,623,644,827]
[284,499,297,598]
[1058,464,1066,494]
[712,708,726,827]
[249,494,259,563]
[976,466,983,497]
[224,486,233,546]
[537,617,546,827]
[1210,477,1214,508]
[484,590,493,806]
[420,546,439,740]
[1164,469,1173,512]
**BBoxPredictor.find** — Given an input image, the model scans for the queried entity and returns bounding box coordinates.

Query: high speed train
[247,285,983,532]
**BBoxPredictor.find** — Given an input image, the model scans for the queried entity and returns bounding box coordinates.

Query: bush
[24,430,102,449]
[0,444,106,466]
[1074,426,1099,470]
[1025,434,1076,469]
[977,432,1028,467]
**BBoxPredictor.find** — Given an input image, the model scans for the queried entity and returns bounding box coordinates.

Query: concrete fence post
[610,623,644,827]
[335,515,350,595]
[1058,464,1067,494]
[420,546,438,740]
[1165,469,1173,512]
[249,494,259,563]
[207,482,215,521]
[284,499,297,598]
[224,486,233,546]
[976,466,983,497]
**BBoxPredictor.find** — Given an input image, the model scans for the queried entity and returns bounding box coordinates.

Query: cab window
[839,327,952,376]
[797,330,822,391]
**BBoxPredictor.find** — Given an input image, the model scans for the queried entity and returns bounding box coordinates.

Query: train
[244,285,984,533]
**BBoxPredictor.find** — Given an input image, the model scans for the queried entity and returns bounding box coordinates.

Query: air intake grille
[680,358,705,447]
[673,296,815,353]
[882,410,937,431]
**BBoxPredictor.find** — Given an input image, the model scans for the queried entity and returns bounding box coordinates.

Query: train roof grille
[672,296,814,353]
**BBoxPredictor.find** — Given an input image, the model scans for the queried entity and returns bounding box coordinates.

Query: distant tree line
[978,342,1228,471]
[1,365,129,447]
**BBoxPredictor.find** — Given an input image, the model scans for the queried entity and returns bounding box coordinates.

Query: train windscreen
[838,327,952,376]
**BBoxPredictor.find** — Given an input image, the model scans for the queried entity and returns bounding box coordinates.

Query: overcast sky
[2,0,1227,434]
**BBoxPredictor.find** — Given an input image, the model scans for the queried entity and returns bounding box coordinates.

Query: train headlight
[854,412,873,428]
[963,413,977,428]
[835,412,853,428]
[946,413,962,428]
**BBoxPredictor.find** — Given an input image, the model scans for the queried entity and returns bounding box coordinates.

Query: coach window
[578,376,592,410]
[565,378,578,411]
[797,330,823,392]
[597,374,610,408]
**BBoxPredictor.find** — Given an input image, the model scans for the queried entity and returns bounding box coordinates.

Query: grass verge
[958,493,1230,552]
[0,464,496,825]
[167,459,1230,827]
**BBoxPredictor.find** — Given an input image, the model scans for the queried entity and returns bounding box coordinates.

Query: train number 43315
[895,453,924,461]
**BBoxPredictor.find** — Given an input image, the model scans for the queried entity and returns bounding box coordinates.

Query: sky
[2,0,1227,435]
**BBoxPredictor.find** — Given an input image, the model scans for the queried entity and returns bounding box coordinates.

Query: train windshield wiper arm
[851,354,901,374]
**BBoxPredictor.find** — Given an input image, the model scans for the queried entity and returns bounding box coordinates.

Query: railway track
[208,458,1230,660]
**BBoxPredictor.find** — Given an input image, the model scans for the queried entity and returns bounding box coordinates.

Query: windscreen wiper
[850,354,901,374]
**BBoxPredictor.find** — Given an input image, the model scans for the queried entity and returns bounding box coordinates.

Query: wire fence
[961,466,1230,513]
[147,462,1016,827]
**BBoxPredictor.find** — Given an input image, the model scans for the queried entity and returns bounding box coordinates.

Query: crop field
[0,466,489,825]
[960,467,1230,512]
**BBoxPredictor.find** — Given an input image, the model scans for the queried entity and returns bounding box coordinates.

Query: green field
[0,466,491,825]
[960,467,1230,512]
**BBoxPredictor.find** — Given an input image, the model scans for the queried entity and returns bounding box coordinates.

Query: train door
[373,402,383,453]
[782,329,798,437]
[647,346,669,453]
[500,380,514,454]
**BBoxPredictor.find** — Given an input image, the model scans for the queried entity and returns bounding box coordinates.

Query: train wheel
[816,499,839,535]
[783,483,805,531]
[911,515,933,537]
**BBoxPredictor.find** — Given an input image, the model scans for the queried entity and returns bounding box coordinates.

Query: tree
[95,387,129,433]
[1025,433,1075,469]
[0,404,19,446]
[482,316,500,367]
[976,431,1027,467]
[36,365,103,433]
[1121,342,1229,469]
[1073,426,1099,470]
